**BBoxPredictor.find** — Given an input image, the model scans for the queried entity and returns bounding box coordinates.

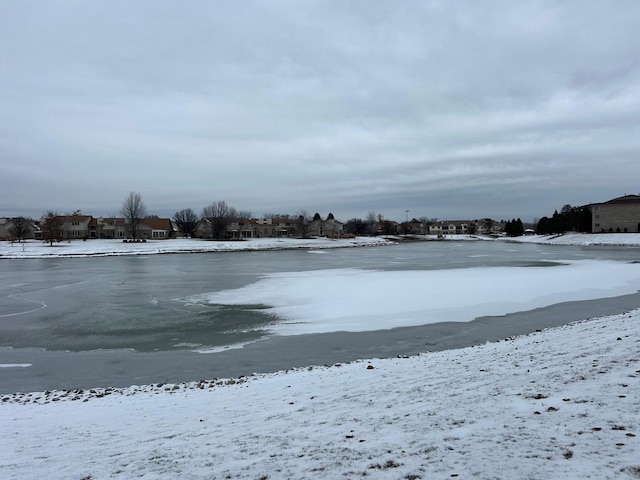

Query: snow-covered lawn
[0,237,393,259]
[1,310,639,479]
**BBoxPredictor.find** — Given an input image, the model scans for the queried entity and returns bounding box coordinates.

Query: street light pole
[405,210,409,236]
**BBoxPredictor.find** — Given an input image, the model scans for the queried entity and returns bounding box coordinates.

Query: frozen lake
[1,241,639,392]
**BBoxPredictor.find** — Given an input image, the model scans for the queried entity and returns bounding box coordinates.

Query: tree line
[536,204,591,235]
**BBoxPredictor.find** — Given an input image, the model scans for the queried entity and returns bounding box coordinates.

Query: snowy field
[0,236,392,258]
[1,310,638,479]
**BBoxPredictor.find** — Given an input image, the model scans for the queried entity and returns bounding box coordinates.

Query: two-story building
[429,220,471,236]
[59,215,94,240]
[591,194,640,233]
[88,217,127,239]
[308,213,344,238]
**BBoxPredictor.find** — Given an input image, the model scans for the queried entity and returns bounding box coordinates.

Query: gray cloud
[1,1,639,222]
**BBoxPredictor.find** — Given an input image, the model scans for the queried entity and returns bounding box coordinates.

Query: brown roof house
[140,217,175,239]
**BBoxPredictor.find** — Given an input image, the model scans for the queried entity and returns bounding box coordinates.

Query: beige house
[308,213,344,238]
[88,217,127,239]
[60,215,93,240]
[251,217,298,238]
[62,216,175,240]
[591,194,640,233]
[197,216,300,239]
[429,220,471,235]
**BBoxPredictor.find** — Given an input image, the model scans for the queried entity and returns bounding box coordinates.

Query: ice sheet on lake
[193,260,640,335]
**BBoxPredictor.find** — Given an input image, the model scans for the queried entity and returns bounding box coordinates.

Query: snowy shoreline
[0,236,394,259]
[2,232,640,259]
[1,310,639,478]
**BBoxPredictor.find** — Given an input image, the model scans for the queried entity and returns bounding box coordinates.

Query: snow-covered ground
[0,236,393,259]
[1,310,638,479]
[1,233,639,259]
[498,232,640,247]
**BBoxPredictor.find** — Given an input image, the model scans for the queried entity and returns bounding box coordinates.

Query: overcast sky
[1,1,639,223]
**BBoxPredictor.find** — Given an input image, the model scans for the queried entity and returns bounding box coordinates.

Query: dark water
[1,241,639,392]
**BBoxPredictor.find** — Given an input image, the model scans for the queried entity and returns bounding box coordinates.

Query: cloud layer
[1,1,639,221]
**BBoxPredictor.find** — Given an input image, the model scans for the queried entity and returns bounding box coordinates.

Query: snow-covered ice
[1,310,638,479]
[190,260,640,335]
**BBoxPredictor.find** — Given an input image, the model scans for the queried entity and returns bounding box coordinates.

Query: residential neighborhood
[1,194,639,242]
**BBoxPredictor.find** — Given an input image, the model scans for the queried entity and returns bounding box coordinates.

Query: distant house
[89,217,127,239]
[252,217,298,238]
[308,213,344,238]
[0,217,38,240]
[591,194,640,233]
[226,218,258,239]
[194,216,300,239]
[141,217,175,239]
[474,218,502,235]
[406,219,426,235]
[429,220,471,235]
[58,215,93,240]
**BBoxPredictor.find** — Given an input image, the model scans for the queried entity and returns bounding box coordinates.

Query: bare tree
[366,211,378,236]
[173,208,199,238]
[201,200,232,239]
[120,192,147,240]
[236,210,252,220]
[296,210,311,237]
[7,217,32,242]
[40,211,63,246]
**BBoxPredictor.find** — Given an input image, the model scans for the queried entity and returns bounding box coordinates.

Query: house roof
[601,194,640,205]
[56,215,93,223]
[142,217,173,231]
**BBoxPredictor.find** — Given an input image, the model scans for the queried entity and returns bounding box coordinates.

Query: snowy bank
[499,232,640,247]
[0,237,393,259]
[1,310,639,479]
[2,233,640,259]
